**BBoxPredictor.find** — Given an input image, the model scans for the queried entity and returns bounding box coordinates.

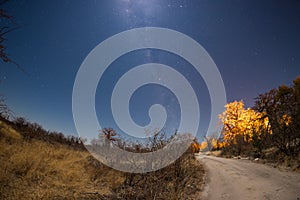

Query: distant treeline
[0,114,85,150]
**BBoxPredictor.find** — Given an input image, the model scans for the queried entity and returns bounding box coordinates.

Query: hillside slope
[0,119,205,199]
[0,120,123,199]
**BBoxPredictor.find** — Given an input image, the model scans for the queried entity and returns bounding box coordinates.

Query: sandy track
[197,155,300,200]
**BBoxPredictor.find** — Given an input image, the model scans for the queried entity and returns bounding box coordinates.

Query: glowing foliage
[279,114,292,126]
[198,141,208,151]
[219,100,270,146]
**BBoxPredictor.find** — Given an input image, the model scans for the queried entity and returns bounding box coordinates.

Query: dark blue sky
[1,0,299,138]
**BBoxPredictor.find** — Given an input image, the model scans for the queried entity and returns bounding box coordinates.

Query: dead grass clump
[111,152,205,200]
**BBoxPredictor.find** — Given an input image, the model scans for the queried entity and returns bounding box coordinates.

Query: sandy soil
[197,155,300,200]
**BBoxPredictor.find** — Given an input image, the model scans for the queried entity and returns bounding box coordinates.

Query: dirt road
[197,155,300,200]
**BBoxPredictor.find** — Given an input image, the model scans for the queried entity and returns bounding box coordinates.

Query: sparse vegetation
[115,153,204,200]
[0,111,205,199]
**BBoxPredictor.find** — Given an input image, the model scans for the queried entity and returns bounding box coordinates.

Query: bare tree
[0,95,11,119]
[99,128,119,147]
[0,1,16,63]
[0,1,26,74]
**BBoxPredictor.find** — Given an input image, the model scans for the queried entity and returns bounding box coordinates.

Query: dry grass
[0,120,205,199]
[114,153,205,200]
[0,120,123,199]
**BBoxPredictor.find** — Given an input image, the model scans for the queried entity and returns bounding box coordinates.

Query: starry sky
[1,0,299,139]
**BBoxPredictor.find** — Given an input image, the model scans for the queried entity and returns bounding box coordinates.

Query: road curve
[197,155,300,200]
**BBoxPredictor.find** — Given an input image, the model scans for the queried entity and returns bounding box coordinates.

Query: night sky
[1,0,299,139]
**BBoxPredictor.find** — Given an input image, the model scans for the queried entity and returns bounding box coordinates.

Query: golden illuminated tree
[219,100,270,154]
[198,141,208,151]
